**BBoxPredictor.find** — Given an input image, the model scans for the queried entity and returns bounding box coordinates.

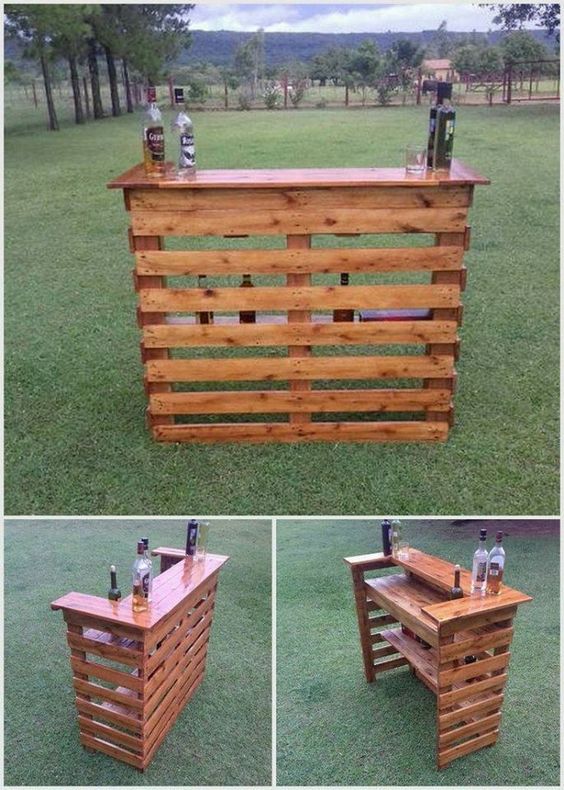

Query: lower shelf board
[380,628,438,692]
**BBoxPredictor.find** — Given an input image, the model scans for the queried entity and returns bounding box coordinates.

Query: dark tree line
[4,4,193,130]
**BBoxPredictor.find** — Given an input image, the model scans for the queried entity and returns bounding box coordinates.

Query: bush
[187,79,208,104]
[376,82,394,105]
[237,90,253,110]
[315,98,327,109]
[263,81,281,109]
[289,80,307,107]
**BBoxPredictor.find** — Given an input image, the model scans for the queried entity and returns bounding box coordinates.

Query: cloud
[191,3,499,33]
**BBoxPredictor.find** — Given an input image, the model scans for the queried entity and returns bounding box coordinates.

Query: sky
[190,3,505,34]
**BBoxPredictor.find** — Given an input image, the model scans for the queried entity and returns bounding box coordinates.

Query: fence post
[416,68,422,105]
[506,64,512,104]
[345,83,349,107]
[32,80,38,108]
[168,75,174,108]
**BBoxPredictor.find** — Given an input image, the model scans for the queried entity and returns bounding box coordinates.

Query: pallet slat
[139,284,460,313]
[130,206,468,236]
[135,246,464,276]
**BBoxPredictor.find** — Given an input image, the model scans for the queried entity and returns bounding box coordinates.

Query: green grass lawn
[5,103,559,515]
[4,519,272,786]
[276,519,559,785]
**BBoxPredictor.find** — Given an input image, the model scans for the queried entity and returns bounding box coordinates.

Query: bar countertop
[107,158,490,190]
[51,552,229,631]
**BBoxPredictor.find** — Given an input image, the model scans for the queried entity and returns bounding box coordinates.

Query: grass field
[276,519,560,786]
[4,102,559,515]
[4,519,272,786]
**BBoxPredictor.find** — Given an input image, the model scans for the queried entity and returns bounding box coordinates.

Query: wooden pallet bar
[108,161,488,442]
[344,548,531,769]
[52,550,229,770]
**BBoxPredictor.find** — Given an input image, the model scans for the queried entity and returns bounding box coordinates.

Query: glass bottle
[131,540,151,602]
[486,531,506,595]
[381,519,392,556]
[426,81,456,171]
[132,575,148,613]
[171,87,195,178]
[141,537,153,599]
[391,519,401,557]
[186,519,199,556]
[239,274,256,323]
[470,528,488,596]
[142,86,165,178]
[450,564,464,599]
[108,564,121,601]
[333,273,354,322]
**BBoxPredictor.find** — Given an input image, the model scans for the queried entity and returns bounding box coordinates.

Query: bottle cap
[110,564,116,572]
[437,81,452,102]
[479,528,487,539]
[141,537,149,549]
[454,564,460,571]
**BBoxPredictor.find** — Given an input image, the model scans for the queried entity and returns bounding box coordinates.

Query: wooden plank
[373,656,409,673]
[129,185,472,211]
[369,613,400,628]
[108,161,490,190]
[438,729,498,767]
[143,320,459,348]
[152,421,449,443]
[364,576,441,647]
[440,627,514,661]
[146,355,454,383]
[372,644,400,661]
[78,716,143,753]
[427,605,519,636]
[350,566,377,682]
[130,207,468,237]
[439,712,502,748]
[71,657,144,692]
[149,389,452,416]
[380,627,439,692]
[73,678,144,712]
[343,553,397,571]
[136,246,464,276]
[139,284,460,313]
[79,733,143,769]
[439,694,504,728]
[75,698,143,734]
[439,652,510,685]
[286,234,312,424]
[67,632,142,667]
[438,674,507,709]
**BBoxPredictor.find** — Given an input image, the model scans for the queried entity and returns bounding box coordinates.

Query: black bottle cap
[437,81,452,102]
[381,519,391,526]
[479,528,487,540]
[141,537,149,549]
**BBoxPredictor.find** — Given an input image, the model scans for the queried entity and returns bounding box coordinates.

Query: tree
[5,5,59,130]
[430,20,453,58]
[233,29,265,97]
[488,4,560,42]
[384,39,424,102]
[452,44,503,77]
[95,5,123,117]
[49,5,92,125]
[347,40,380,104]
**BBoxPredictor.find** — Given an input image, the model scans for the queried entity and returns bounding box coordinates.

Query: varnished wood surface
[51,552,229,630]
[108,160,490,190]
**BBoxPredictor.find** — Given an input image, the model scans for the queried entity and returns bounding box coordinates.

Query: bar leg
[66,622,93,721]
[286,234,312,424]
[351,567,376,683]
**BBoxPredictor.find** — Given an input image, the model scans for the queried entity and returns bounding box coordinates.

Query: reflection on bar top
[51,552,229,631]
[107,158,490,190]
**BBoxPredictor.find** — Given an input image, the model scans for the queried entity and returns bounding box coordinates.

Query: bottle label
[489,561,500,577]
[187,525,198,555]
[145,126,164,162]
[180,133,195,167]
[476,561,487,582]
[141,571,150,596]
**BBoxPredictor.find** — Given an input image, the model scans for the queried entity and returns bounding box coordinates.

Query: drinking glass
[405,145,426,173]
[196,521,209,562]
[398,542,410,560]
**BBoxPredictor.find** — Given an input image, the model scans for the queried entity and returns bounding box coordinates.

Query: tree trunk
[104,45,121,116]
[122,59,133,113]
[88,39,104,118]
[31,80,38,108]
[40,52,59,131]
[68,55,84,124]
[83,75,91,118]
[223,79,229,109]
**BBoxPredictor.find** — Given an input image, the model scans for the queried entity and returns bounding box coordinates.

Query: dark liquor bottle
[381,519,392,556]
[450,564,464,599]
[239,274,256,323]
[333,273,354,322]
[426,81,455,171]
[186,519,199,556]
[142,86,165,178]
[197,274,214,325]
[108,565,121,601]
[486,531,506,595]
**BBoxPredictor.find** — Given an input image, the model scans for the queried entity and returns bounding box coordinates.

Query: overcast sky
[190,3,505,33]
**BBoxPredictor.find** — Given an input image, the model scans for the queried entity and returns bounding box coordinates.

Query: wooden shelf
[380,627,438,693]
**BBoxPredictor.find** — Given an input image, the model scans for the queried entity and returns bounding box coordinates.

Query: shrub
[187,79,208,104]
[237,90,253,110]
[315,98,327,109]
[263,81,281,109]
[376,82,394,105]
[289,80,307,107]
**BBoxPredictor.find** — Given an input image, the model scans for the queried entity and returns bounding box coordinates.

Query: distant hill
[181,28,555,66]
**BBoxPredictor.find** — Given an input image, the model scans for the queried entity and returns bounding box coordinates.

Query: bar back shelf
[51,551,229,770]
[108,161,489,443]
[344,548,531,769]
